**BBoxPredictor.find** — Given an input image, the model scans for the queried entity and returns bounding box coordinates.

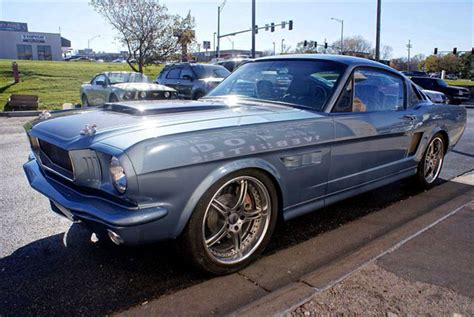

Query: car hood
[28,99,320,151]
[111,82,175,91]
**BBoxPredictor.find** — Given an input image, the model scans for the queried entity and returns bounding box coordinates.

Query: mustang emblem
[38,110,51,120]
[80,124,97,136]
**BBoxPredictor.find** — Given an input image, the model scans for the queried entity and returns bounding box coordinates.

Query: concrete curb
[119,177,474,317]
[0,108,78,118]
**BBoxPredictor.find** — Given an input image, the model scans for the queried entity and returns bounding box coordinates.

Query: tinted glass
[166,68,182,79]
[194,65,231,79]
[352,69,405,112]
[181,67,194,79]
[37,45,52,61]
[207,60,346,111]
[17,45,33,60]
[93,74,106,85]
[107,72,149,84]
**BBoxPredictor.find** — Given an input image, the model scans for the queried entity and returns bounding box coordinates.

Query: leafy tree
[90,0,194,72]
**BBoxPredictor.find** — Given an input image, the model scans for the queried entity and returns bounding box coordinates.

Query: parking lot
[0,107,473,316]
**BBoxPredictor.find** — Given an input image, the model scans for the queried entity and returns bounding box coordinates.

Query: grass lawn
[0,60,164,110]
[445,79,474,86]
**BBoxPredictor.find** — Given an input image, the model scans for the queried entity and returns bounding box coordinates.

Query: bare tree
[331,36,372,54]
[90,0,190,72]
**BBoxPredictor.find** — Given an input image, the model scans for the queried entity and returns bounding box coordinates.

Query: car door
[90,74,108,105]
[327,67,415,199]
[178,66,195,99]
[163,67,182,95]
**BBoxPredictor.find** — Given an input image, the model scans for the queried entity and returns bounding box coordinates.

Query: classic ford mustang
[24,55,466,274]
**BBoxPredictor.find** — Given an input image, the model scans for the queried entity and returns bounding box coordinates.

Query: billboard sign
[0,21,28,32]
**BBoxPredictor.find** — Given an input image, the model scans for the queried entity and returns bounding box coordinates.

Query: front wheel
[179,169,278,275]
[109,94,119,102]
[81,94,89,107]
[416,134,445,188]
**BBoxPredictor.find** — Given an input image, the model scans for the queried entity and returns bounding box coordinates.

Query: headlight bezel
[110,156,128,194]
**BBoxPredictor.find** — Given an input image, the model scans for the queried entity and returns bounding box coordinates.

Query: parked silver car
[80,71,176,106]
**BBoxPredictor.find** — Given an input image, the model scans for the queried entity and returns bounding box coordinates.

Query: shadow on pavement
[0,178,434,316]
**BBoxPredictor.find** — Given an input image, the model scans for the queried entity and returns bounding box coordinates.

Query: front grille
[39,140,73,172]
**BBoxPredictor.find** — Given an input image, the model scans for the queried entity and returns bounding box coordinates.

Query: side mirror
[182,74,193,81]
[96,80,106,87]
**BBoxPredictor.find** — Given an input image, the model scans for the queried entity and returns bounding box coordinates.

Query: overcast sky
[1,0,472,58]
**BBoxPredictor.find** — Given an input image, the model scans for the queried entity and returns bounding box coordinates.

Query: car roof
[256,54,395,72]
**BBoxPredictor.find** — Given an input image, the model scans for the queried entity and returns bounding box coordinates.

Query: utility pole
[213,32,216,52]
[375,0,381,61]
[281,39,285,54]
[251,0,256,58]
[273,41,276,55]
[406,39,412,71]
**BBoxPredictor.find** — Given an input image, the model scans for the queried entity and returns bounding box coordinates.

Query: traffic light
[255,25,258,34]
[434,48,438,55]
[304,40,308,47]
[314,41,318,48]
[453,47,457,54]
[289,20,293,31]
[271,23,275,32]
[324,42,328,49]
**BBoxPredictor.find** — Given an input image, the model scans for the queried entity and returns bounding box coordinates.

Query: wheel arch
[173,158,285,238]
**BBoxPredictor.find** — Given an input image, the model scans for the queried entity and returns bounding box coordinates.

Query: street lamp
[217,0,227,59]
[281,39,285,54]
[331,18,344,54]
[272,41,276,55]
[213,32,217,52]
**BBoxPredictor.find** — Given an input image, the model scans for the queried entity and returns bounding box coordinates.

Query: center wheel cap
[228,213,239,225]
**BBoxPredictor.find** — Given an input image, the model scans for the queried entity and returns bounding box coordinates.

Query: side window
[352,69,405,112]
[93,74,106,85]
[180,67,194,80]
[166,68,181,79]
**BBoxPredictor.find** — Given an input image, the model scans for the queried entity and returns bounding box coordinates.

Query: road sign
[203,41,211,50]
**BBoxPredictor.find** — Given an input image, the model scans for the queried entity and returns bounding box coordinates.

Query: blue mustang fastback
[24,55,466,274]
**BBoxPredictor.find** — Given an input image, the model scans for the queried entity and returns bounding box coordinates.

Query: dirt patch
[289,263,473,316]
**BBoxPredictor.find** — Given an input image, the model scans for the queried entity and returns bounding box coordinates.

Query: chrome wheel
[202,176,272,265]
[423,136,444,184]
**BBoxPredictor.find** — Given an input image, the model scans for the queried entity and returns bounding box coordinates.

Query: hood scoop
[102,101,230,116]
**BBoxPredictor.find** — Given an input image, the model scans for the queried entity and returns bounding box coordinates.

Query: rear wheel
[416,134,445,188]
[109,94,119,102]
[179,169,278,275]
[193,91,205,100]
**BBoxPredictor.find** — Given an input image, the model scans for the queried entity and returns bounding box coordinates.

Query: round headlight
[110,156,127,194]
[123,92,133,100]
[139,91,147,99]
[164,91,171,99]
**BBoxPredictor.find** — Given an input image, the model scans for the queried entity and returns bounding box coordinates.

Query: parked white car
[80,71,177,107]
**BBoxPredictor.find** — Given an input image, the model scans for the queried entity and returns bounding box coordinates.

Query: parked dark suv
[410,76,470,105]
[156,63,230,100]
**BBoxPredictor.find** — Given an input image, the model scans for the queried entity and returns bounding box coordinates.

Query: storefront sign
[22,34,46,43]
[0,21,28,32]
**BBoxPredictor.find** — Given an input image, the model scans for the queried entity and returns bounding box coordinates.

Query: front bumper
[24,158,172,245]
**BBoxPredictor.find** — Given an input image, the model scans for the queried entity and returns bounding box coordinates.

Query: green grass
[445,79,474,86]
[0,60,164,110]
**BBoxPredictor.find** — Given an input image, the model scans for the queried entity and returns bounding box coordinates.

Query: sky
[0,0,472,58]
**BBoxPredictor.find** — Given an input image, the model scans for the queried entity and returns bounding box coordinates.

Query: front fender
[173,158,283,237]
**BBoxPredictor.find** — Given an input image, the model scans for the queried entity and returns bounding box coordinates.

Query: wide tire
[416,133,445,189]
[179,169,278,275]
[109,94,119,102]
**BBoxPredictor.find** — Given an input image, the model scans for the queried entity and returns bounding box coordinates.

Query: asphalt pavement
[0,108,473,316]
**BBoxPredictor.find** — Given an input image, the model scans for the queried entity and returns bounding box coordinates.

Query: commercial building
[0,21,71,61]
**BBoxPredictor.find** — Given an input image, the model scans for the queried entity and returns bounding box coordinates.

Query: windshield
[206,60,346,111]
[108,72,150,84]
[193,65,231,79]
[436,79,448,87]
